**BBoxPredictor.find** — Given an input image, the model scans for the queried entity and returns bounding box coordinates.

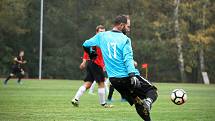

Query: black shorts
[11,65,22,75]
[84,61,105,83]
[110,75,157,106]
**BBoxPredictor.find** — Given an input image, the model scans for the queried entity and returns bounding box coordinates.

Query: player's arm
[22,60,27,64]
[134,60,138,67]
[80,59,87,70]
[122,39,136,74]
[123,39,141,88]
[14,57,22,64]
[83,33,101,57]
[80,52,88,70]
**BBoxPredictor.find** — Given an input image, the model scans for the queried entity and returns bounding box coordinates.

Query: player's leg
[89,62,106,106]
[110,77,154,121]
[144,89,158,110]
[4,73,14,85]
[134,75,158,121]
[98,82,114,108]
[88,80,96,95]
[71,81,92,107]
[135,102,151,121]
[17,69,25,84]
[104,78,109,94]
[136,75,158,110]
[74,82,92,100]
[97,82,106,106]
[104,71,109,94]
[4,65,17,85]
[110,77,134,105]
[71,62,94,107]
[120,93,127,102]
[107,84,114,102]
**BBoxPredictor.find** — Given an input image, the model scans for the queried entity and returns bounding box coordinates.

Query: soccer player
[88,71,109,95]
[83,15,158,121]
[72,25,112,108]
[3,50,27,85]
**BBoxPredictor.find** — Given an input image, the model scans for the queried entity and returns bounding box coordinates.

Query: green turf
[0,79,215,121]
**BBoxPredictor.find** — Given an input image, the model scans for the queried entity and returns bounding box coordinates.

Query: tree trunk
[199,49,205,72]
[198,3,207,83]
[174,0,186,82]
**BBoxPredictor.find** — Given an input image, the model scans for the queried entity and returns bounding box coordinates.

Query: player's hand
[79,62,86,70]
[129,73,141,88]
[22,61,27,64]
[21,70,25,75]
[134,61,138,67]
[18,61,23,64]
[89,50,97,60]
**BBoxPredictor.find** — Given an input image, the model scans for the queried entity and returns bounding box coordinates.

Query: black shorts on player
[110,75,158,121]
[110,75,157,106]
[11,65,22,75]
[84,60,105,83]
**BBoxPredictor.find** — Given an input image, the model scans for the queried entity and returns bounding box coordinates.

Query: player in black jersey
[3,50,27,85]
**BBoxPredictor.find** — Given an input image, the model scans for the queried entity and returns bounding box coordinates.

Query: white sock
[74,86,86,100]
[104,78,109,94]
[145,98,153,111]
[146,98,153,104]
[98,88,106,105]
[89,81,96,93]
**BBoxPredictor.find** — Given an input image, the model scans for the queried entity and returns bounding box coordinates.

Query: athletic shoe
[102,103,114,108]
[3,80,7,85]
[71,99,79,107]
[134,97,150,115]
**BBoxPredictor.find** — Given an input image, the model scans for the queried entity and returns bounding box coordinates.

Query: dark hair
[96,25,105,32]
[114,15,127,25]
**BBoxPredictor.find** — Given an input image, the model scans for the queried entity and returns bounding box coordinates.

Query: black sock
[17,73,24,83]
[135,103,151,121]
[4,76,11,84]
[17,78,22,83]
[145,89,158,103]
[121,93,126,100]
[107,85,115,100]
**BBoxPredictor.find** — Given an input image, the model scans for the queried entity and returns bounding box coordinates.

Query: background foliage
[0,0,214,83]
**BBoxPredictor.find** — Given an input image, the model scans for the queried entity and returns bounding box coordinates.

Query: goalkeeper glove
[89,50,97,60]
[83,46,98,60]
[129,73,141,88]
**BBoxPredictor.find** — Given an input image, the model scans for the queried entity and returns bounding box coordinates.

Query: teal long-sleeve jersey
[83,30,140,78]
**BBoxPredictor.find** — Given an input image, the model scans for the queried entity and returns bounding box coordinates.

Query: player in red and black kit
[71,25,112,108]
[3,50,27,85]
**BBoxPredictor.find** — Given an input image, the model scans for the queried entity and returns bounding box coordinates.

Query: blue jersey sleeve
[122,38,136,74]
[83,33,101,47]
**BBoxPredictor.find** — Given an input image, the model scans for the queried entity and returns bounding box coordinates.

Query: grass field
[0,79,215,121]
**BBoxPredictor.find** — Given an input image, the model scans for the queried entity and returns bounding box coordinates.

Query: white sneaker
[102,103,114,108]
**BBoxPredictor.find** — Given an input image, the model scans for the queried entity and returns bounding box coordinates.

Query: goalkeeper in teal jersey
[83,15,158,121]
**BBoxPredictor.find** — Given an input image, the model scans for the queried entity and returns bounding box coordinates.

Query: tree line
[0,0,214,83]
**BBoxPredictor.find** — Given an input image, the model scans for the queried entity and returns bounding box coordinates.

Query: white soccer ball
[170,89,187,105]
